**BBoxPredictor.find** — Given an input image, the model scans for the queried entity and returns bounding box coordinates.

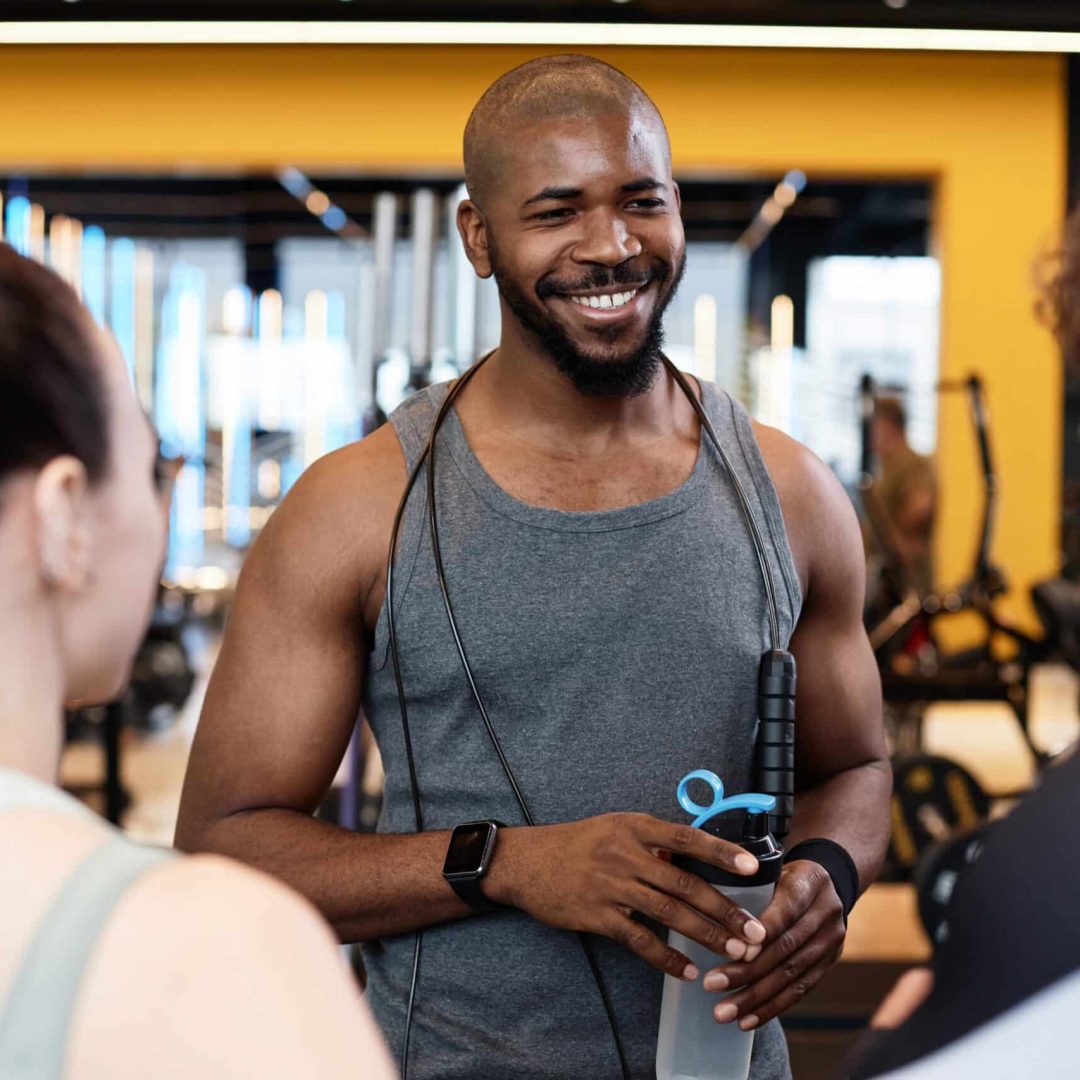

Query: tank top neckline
[438,377,717,534]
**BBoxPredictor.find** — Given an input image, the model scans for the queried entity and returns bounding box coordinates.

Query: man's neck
[464,317,695,458]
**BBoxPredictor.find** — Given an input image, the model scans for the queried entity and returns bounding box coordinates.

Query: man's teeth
[569,290,638,310]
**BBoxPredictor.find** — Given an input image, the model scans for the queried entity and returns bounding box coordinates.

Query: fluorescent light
[770,295,795,354]
[692,294,718,383]
[0,21,1079,52]
[28,203,45,262]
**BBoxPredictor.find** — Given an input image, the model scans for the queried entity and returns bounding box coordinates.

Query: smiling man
[176,56,890,1080]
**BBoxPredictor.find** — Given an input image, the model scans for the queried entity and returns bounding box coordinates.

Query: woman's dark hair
[0,243,110,486]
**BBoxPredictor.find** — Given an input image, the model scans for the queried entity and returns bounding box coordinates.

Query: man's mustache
[535,261,670,301]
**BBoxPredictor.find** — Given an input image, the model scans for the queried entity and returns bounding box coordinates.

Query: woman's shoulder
[1,802,393,1078]
[68,852,394,1079]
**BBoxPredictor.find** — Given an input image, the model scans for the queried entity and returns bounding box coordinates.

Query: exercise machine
[860,373,1079,878]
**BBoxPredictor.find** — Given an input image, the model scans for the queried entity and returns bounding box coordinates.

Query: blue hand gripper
[677,769,776,830]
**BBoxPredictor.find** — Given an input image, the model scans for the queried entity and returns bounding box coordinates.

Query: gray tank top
[0,768,174,1079]
[362,377,802,1080]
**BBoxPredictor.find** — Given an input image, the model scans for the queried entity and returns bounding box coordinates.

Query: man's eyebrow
[621,177,666,194]
[522,185,583,208]
[520,177,667,208]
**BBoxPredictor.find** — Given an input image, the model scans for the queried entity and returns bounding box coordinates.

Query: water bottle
[656,771,783,1080]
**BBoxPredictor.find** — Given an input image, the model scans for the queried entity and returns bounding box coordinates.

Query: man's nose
[571,210,643,266]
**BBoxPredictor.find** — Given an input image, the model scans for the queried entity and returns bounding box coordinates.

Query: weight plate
[881,754,991,882]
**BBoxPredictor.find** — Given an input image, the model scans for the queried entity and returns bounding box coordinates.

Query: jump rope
[384,353,797,1079]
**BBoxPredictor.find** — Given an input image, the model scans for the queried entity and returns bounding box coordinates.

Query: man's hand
[703,860,846,1030]
[485,813,768,980]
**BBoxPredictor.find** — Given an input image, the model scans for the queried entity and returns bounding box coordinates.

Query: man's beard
[489,245,685,398]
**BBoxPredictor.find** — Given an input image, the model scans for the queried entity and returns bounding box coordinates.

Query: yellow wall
[0,45,1066,632]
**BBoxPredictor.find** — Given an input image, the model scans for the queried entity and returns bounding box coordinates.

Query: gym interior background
[4,4,1080,1075]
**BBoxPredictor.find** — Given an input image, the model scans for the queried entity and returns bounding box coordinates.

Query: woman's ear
[457,199,494,279]
[33,457,93,591]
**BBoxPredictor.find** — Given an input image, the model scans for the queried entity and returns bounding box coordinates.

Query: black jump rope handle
[755,649,796,842]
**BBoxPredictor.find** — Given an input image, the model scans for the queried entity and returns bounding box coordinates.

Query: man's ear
[457,199,493,279]
[33,457,93,591]
[673,180,682,213]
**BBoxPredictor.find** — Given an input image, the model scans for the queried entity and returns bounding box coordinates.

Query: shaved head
[464,54,670,209]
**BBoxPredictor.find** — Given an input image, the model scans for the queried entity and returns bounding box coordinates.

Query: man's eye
[629,198,664,210]
[533,208,574,221]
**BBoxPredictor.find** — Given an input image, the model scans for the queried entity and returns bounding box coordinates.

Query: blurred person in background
[865,395,936,600]
[839,207,1080,1079]
[0,245,394,1080]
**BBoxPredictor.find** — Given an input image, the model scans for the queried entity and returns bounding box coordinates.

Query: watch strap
[447,874,496,911]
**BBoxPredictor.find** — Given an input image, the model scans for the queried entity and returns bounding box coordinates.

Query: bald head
[464,54,670,209]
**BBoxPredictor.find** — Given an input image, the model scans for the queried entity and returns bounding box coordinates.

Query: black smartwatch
[442,820,505,911]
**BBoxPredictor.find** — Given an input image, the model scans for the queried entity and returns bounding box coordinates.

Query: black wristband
[784,838,860,920]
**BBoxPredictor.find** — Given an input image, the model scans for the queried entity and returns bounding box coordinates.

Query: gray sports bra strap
[0,838,173,1080]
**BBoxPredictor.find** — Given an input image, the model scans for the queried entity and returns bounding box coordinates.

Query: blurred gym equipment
[860,374,1080,878]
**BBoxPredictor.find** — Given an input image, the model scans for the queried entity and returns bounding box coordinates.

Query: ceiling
[3,0,1080,32]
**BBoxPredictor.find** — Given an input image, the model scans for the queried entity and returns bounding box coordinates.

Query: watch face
[445,822,493,876]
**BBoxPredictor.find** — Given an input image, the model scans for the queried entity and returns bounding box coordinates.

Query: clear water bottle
[656,771,783,1080]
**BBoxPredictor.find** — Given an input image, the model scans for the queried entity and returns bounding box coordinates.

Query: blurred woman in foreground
[0,245,395,1079]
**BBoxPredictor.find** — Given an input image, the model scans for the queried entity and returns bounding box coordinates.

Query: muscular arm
[175,430,472,943]
[703,427,890,1029]
[784,446,891,886]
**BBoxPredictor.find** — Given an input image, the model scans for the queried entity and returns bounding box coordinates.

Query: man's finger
[757,861,833,939]
[627,884,760,960]
[730,952,836,1030]
[641,817,760,878]
[716,924,835,1023]
[707,890,842,992]
[640,859,766,946]
[606,912,698,980]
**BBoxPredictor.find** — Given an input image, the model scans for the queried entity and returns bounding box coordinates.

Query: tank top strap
[388,381,451,474]
[0,837,174,1080]
[698,380,803,644]
[370,382,453,672]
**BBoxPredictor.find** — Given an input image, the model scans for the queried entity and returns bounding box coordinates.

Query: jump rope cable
[386,353,781,1079]
[662,359,781,651]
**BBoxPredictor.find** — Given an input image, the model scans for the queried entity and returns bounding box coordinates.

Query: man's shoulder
[268,423,407,542]
[293,380,449,510]
[302,421,408,504]
[748,419,860,594]
[238,423,408,604]
[749,419,846,523]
